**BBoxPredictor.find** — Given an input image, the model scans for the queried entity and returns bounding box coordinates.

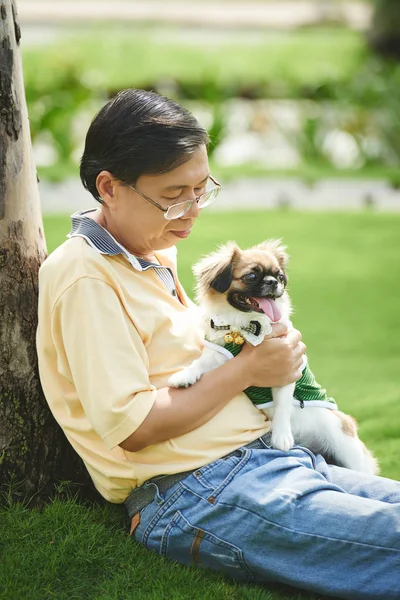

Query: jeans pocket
[135,484,186,547]
[160,510,254,581]
[191,449,251,501]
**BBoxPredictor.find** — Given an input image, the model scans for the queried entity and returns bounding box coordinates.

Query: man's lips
[171,229,191,239]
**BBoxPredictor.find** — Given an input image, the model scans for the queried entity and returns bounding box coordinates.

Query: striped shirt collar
[69,208,153,271]
[68,209,178,296]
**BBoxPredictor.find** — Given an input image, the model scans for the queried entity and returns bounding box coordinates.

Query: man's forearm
[119,354,252,452]
[119,327,305,453]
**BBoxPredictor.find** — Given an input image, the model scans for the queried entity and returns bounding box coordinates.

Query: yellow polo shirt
[37,213,269,503]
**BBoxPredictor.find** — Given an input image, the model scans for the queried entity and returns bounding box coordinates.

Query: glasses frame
[127,175,221,220]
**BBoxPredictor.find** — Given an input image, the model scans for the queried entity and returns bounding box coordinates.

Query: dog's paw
[271,429,294,452]
[168,369,200,388]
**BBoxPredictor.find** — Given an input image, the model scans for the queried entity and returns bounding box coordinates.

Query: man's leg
[318,456,400,503]
[133,446,400,600]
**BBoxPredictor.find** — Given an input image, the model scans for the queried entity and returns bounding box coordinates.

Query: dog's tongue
[253,297,282,323]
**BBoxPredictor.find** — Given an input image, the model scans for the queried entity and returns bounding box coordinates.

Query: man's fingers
[286,328,303,349]
[296,341,307,358]
[294,357,305,371]
[294,367,304,381]
[292,343,307,365]
[267,322,289,339]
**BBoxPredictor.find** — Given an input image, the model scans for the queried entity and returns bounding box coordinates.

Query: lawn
[1,209,399,600]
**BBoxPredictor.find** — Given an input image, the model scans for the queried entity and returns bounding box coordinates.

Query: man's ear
[96,171,118,208]
[256,239,289,270]
[193,242,240,294]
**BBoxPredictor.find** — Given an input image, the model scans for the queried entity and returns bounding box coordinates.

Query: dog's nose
[264,277,278,288]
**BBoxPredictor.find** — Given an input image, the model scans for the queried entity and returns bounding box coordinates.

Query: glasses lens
[198,188,219,208]
[165,200,192,220]
[164,185,221,220]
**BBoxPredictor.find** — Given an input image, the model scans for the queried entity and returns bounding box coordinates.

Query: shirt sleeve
[52,276,157,449]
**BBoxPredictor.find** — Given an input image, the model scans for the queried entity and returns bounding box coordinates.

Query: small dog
[169,240,378,474]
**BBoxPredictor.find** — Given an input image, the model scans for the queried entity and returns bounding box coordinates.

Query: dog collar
[207,315,273,347]
[210,319,231,332]
[210,319,262,337]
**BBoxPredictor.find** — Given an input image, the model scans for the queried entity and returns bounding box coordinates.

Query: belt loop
[144,481,164,505]
[260,432,272,449]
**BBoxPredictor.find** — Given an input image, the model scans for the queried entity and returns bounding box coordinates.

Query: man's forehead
[138,147,209,190]
[160,147,209,187]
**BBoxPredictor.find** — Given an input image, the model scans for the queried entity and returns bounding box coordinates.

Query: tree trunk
[368,0,400,60]
[0,0,96,503]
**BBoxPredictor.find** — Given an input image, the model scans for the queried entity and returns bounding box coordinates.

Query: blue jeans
[129,439,400,599]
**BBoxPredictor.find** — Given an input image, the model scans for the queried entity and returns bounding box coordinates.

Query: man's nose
[183,197,201,219]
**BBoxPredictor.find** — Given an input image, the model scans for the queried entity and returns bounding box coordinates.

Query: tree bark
[368,0,400,60]
[0,0,96,503]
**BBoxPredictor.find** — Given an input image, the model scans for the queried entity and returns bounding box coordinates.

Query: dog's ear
[210,261,234,293]
[256,239,289,271]
[193,242,240,295]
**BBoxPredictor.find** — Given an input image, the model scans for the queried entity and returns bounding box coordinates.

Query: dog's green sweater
[223,340,337,410]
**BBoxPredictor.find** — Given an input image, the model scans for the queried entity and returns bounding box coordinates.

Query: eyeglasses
[127,175,221,220]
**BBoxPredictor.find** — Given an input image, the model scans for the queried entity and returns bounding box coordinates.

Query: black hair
[80,89,210,203]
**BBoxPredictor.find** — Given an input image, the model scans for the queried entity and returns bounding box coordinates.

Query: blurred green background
[22,0,400,186]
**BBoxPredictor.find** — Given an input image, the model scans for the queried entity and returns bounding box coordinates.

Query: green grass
[1,496,324,600]
[2,210,399,600]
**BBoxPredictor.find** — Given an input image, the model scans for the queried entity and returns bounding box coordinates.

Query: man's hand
[240,326,306,388]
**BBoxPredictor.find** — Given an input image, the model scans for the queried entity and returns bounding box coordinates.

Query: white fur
[291,406,379,473]
[268,382,296,452]
[168,346,228,388]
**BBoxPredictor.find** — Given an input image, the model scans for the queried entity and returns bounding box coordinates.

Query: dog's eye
[243,272,257,283]
[277,273,285,282]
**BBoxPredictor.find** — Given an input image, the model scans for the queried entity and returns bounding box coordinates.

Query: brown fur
[334,410,358,437]
[194,239,288,302]
[254,240,289,270]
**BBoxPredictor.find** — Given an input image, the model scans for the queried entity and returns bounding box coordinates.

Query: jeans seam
[208,500,400,553]
[160,509,255,580]
[211,449,251,500]
[193,453,245,490]
[142,485,185,547]
[292,444,317,468]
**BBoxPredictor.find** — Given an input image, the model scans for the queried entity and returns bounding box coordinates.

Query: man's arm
[52,276,304,453]
[120,328,305,452]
